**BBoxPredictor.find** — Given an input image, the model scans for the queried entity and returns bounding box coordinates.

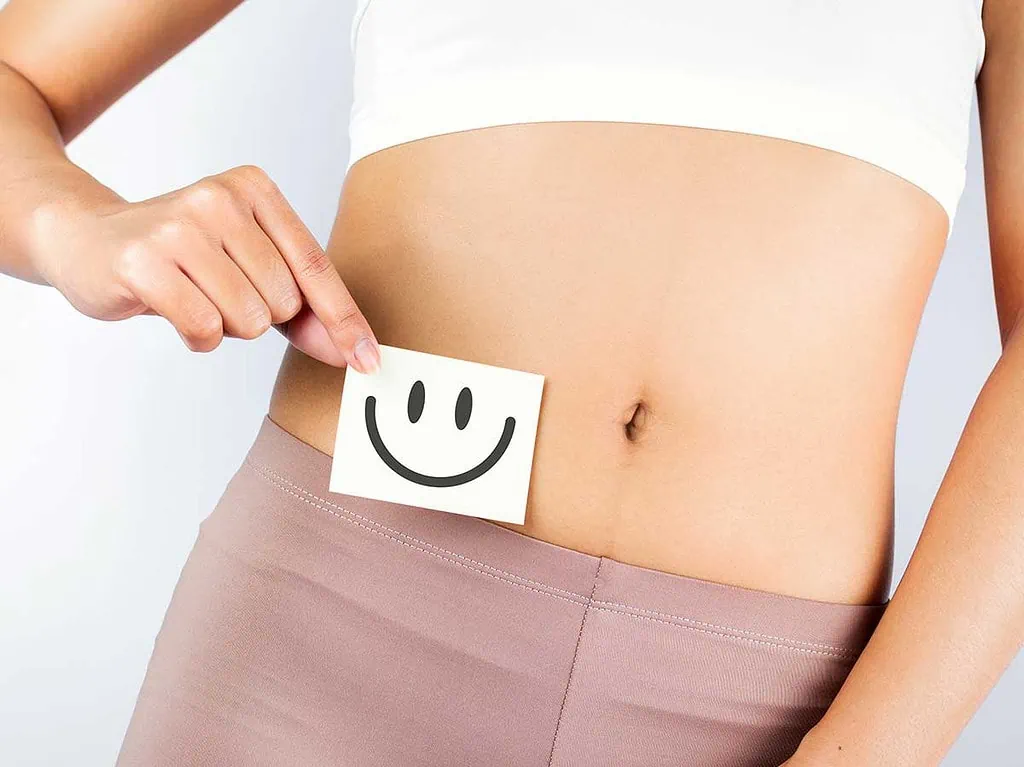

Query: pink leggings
[117,416,887,767]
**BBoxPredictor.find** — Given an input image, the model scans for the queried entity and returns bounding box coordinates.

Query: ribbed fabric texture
[117,416,888,767]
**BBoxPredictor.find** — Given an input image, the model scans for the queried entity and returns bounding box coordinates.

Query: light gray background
[0,1,1019,764]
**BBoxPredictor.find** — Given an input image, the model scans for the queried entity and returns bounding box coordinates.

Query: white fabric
[347,1,986,232]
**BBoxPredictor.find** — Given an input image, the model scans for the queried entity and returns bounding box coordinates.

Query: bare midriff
[268,121,949,607]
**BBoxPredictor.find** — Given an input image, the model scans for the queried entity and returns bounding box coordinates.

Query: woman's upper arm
[978,0,1024,343]
[0,0,245,142]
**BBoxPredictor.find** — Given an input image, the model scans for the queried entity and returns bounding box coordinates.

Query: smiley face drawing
[330,344,544,524]
[364,381,516,487]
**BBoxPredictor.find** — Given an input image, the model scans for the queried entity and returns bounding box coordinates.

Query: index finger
[232,167,382,373]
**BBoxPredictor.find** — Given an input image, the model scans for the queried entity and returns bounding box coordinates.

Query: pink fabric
[117,416,887,766]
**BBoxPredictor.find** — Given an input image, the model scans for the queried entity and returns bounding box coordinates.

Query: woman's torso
[268,0,980,607]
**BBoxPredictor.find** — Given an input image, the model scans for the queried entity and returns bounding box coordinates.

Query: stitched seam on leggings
[247,459,590,607]
[589,599,857,655]
[248,459,591,599]
[589,606,858,661]
[247,459,863,657]
[547,557,602,767]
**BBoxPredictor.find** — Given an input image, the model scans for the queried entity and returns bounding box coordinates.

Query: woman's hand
[28,164,382,372]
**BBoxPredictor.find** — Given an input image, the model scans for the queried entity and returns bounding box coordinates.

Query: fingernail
[353,336,381,374]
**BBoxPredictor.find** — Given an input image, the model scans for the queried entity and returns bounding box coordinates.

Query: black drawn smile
[364,395,516,487]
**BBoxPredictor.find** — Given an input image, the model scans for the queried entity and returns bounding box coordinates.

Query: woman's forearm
[0,60,122,283]
[792,316,1024,765]
[0,0,379,370]
[0,0,249,284]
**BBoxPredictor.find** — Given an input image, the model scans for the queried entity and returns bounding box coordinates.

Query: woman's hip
[117,416,888,767]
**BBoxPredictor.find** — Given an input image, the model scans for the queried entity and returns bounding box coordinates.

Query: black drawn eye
[455,387,472,430]
[407,380,425,423]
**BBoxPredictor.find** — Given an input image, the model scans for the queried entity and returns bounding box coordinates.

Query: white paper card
[330,345,545,524]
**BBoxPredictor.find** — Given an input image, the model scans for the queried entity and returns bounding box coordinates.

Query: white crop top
[346,1,986,231]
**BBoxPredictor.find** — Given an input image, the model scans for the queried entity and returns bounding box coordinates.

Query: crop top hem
[347,69,964,239]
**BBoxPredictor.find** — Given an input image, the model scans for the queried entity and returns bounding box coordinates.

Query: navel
[623,400,651,443]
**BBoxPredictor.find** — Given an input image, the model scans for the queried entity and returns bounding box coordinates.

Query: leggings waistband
[242,415,888,660]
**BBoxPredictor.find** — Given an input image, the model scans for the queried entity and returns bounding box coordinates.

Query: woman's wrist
[9,159,125,287]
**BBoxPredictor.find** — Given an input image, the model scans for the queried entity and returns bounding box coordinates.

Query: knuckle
[295,246,333,280]
[324,304,361,334]
[270,287,303,322]
[265,261,303,320]
[151,217,193,245]
[182,178,240,216]
[113,241,156,284]
[183,308,222,348]
[229,164,274,193]
[236,301,272,339]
